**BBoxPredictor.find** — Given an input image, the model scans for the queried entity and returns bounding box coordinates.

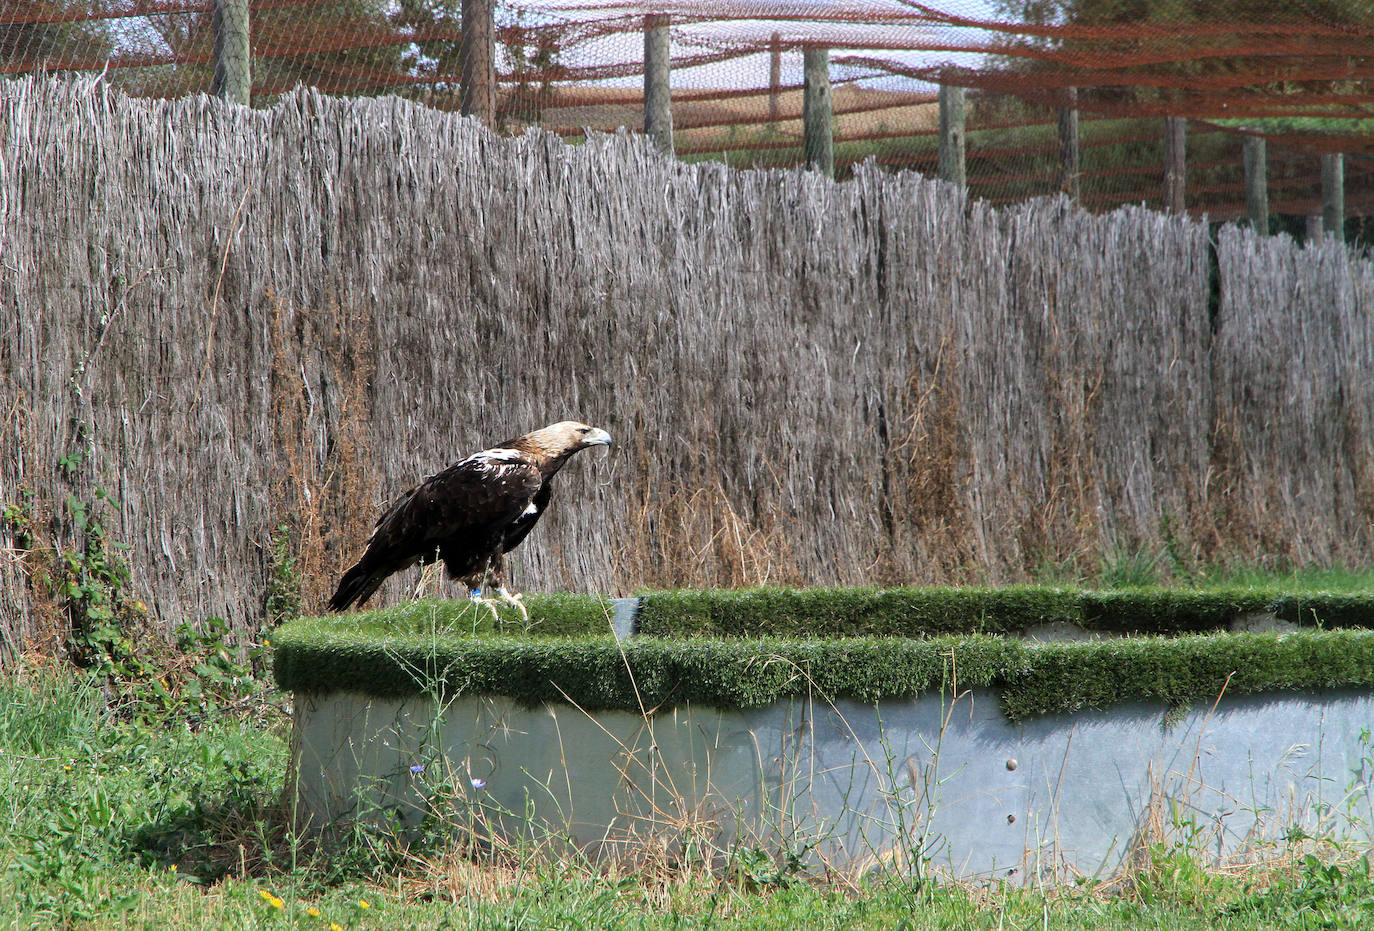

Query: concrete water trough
[275,589,1374,881]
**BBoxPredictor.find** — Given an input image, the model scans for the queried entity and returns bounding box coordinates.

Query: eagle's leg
[467,586,501,622]
[488,553,528,622]
[495,585,528,621]
[464,557,518,623]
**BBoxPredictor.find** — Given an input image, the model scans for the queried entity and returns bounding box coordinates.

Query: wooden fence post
[460,0,495,126]
[211,0,250,105]
[802,47,832,177]
[1057,86,1079,204]
[1243,136,1267,231]
[1163,116,1186,214]
[1322,153,1344,242]
[768,32,782,124]
[643,14,673,154]
[938,82,966,191]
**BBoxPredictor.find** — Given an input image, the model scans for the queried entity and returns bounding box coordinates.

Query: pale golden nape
[511,421,614,464]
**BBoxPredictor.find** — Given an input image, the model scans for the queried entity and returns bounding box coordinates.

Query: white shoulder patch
[481,447,525,462]
[460,447,526,471]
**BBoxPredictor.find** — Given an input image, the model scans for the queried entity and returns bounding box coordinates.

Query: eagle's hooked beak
[583,427,613,449]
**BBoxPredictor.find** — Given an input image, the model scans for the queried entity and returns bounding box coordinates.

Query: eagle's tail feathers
[327,562,387,612]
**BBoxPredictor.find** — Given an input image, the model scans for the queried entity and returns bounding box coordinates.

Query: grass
[7,565,1374,927]
[4,654,1373,929]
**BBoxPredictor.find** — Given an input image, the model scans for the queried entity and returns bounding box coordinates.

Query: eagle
[327,421,612,615]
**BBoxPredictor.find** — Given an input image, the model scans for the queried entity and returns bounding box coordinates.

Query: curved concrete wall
[291,687,1374,881]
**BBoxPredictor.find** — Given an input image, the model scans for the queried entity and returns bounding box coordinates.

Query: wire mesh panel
[0,0,1369,227]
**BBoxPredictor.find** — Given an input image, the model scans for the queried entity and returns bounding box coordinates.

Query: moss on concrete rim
[272,613,1374,720]
[636,585,1374,638]
[305,585,1374,644]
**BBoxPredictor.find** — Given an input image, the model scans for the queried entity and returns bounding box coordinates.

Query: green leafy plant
[58,488,153,684]
[2,490,36,550]
[264,523,301,627]
[1227,855,1374,929]
[167,616,264,718]
[1134,843,1216,908]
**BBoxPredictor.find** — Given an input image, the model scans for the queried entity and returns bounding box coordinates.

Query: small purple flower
[470,777,486,789]
[409,764,425,775]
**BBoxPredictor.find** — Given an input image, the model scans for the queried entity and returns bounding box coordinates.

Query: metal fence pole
[643,15,673,155]
[211,0,250,105]
[802,47,832,177]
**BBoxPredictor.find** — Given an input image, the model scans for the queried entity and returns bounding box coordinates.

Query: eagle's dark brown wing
[327,450,543,611]
[500,477,554,554]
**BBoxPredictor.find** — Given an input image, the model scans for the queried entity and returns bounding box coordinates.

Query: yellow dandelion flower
[169,864,177,873]
[258,889,284,909]
[358,899,370,909]
[331,925,343,931]
[306,907,321,917]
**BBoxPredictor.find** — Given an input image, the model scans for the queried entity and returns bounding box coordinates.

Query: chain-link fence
[4,1,1371,239]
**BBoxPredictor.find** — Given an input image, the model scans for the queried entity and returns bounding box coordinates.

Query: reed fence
[1,77,1370,654]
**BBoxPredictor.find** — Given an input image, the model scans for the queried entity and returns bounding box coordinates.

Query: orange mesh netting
[2,0,1371,225]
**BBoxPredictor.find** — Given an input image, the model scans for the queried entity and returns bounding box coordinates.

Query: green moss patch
[273,613,1374,720]
[634,586,1079,637]
[312,594,624,639]
[998,631,1374,719]
[636,586,1374,638]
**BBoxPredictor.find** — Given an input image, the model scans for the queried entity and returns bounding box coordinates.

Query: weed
[57,488,153,684]
[165,616,267,720]
[264,522,302,628]
[1226,855,1374,929]
[1159,512,1197,584]
[2,490,36,550]
[1134,843,1220,908]
[1098,544,1164,588]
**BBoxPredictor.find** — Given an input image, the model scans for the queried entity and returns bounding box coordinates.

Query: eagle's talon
[496,586,529,622]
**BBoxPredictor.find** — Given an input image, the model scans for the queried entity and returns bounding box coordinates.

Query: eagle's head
[515,421,613,465]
